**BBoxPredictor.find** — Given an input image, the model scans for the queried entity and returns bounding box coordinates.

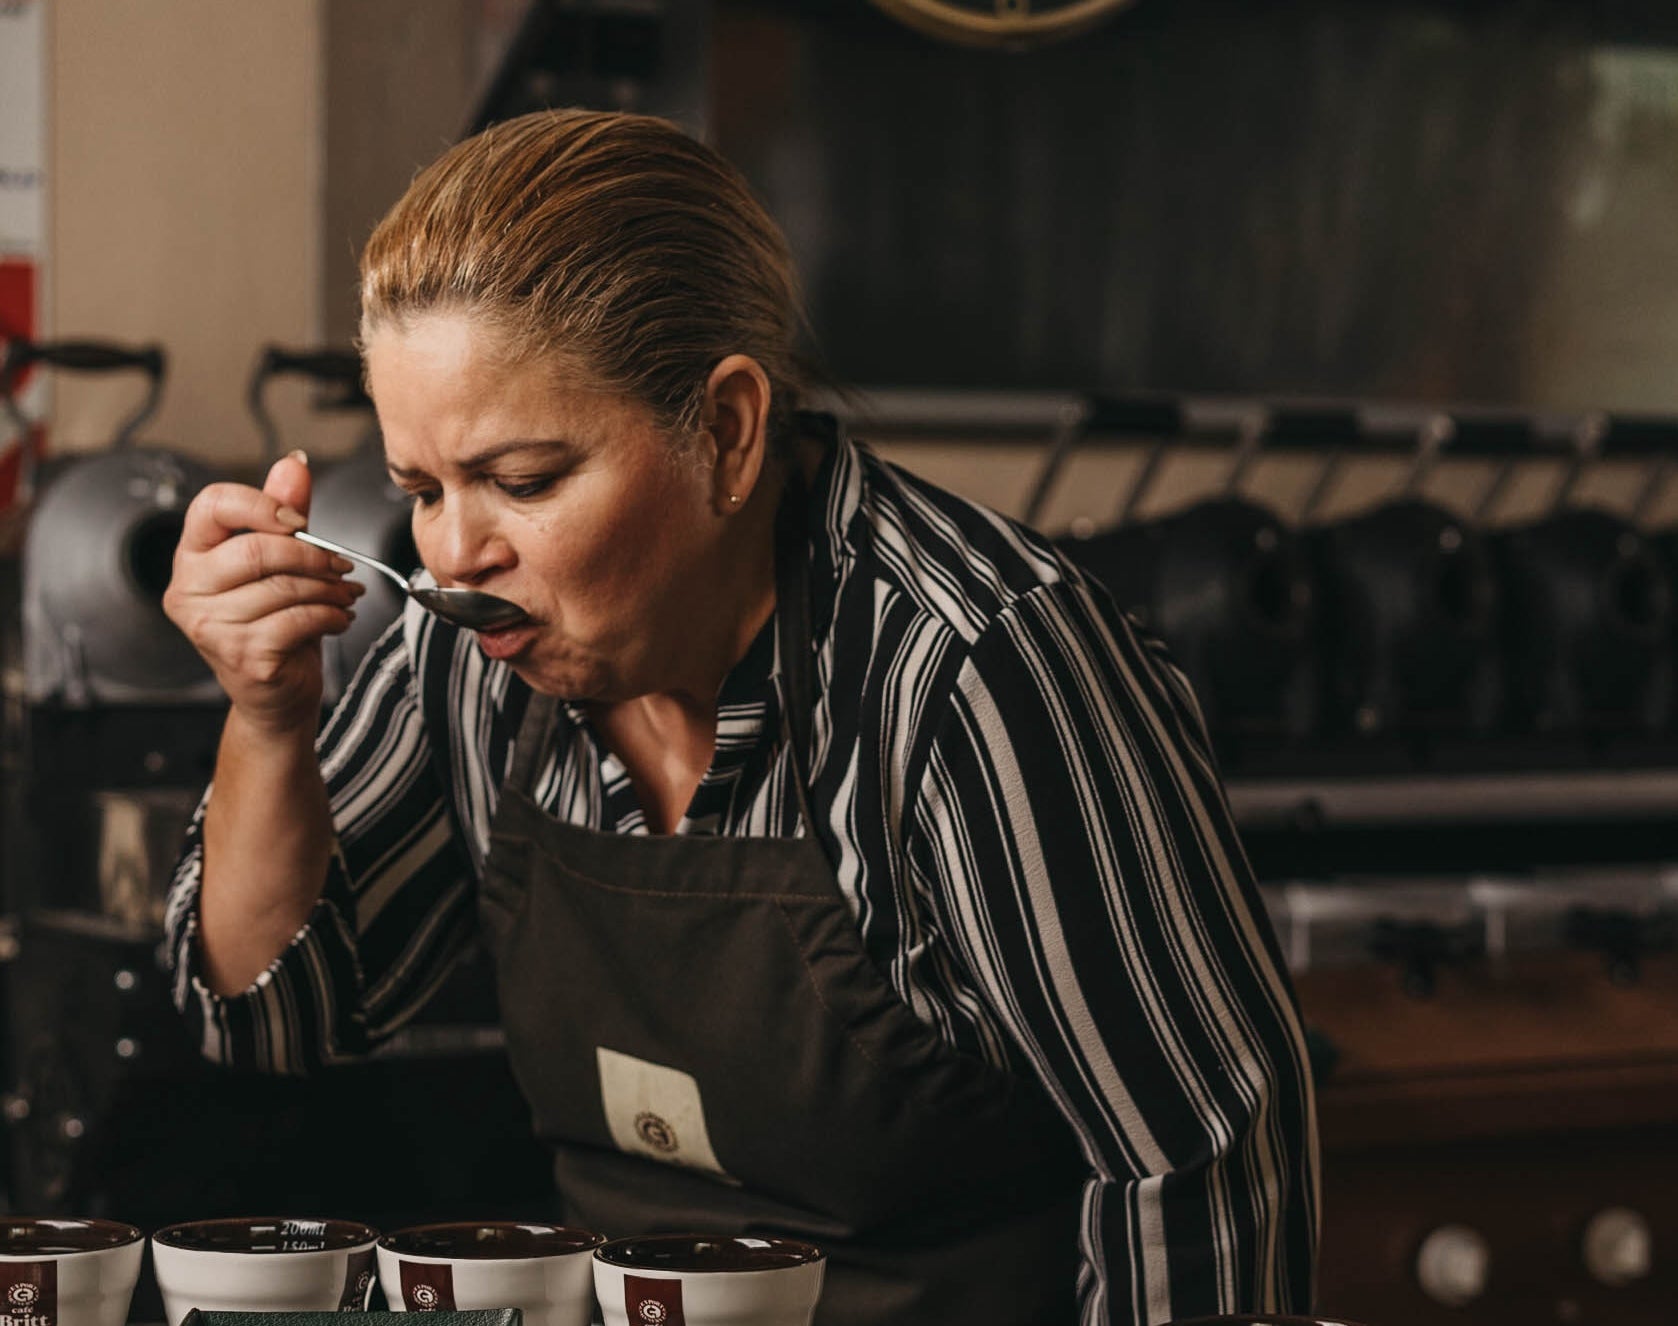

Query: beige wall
[49,0,348,467]
[321,0,479,347]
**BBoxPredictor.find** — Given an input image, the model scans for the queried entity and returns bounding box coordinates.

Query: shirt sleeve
[162,619,481,1074]
[905,577,1320,1325]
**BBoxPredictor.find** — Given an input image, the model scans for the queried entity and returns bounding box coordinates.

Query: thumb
[263,449,313,521]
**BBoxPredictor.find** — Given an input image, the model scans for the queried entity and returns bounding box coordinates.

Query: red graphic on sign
[0,257,45,512]
[624,1274,684,1326]
[399,1260,456,1311]
[0,1259,56,1326]
[0,261,33,345]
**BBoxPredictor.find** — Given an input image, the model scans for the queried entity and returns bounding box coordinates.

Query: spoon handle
[294,529,412,596]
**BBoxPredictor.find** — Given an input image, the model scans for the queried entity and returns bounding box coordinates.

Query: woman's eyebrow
[459,438,577,469]
[387,439,576,482]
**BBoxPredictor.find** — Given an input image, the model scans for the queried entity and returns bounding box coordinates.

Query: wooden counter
[1304,952,1678,1324]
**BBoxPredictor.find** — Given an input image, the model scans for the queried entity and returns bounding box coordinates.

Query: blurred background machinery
[878,385,1678,1325]
[0,336,547,1321]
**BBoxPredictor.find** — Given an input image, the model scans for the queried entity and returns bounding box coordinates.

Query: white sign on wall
[0,0,46,506]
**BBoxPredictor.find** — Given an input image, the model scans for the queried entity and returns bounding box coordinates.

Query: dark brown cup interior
[152,1218,378,1254]
[380,1223,605,1260]
[596,1235,824,1273]
[0,1219,143,1255]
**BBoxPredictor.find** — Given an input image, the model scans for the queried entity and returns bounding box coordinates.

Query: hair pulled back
[360,108,818,446]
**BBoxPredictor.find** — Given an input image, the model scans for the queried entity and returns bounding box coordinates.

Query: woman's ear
[700,354,772,515]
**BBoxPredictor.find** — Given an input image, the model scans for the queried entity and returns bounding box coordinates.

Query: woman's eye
[495,476,556,500]
[407,488,441,507]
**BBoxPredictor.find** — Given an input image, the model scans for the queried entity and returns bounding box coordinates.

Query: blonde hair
[359,109,821,446]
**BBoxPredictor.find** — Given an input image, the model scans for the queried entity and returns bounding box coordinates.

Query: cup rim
[378,1222,607,1260]
[594,1234,826,1273]
[152,1217,379,1254]
[0,1218,145,1256]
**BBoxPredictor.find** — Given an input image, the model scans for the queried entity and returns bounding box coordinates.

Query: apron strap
[502,463,823,827]
[772,463,821,838]
[507,689,562,801]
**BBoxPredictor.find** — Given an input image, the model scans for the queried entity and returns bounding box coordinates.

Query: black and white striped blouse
[164,428,1318,1325]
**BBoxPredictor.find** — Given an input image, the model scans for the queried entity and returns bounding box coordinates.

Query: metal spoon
[294,529,530,631]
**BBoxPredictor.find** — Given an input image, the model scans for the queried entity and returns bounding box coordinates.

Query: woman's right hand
[163,451,365,732]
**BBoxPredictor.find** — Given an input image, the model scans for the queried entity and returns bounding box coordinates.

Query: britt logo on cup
[376,1222,604,1326]
[338,1252,375,1312]
[624,1276,683,1326]
[0,1263,55,1326]
[398,1261,456,1311]
[593,1236,823,1326]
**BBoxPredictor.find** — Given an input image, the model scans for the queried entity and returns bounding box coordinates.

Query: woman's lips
[474,621,540,661]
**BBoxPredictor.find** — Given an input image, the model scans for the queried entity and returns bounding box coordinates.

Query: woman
[162,109,1317,1325]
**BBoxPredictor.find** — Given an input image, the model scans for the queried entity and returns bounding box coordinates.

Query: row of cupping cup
[0,1216,825,1326]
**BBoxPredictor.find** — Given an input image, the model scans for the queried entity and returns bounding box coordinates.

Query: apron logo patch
[597,1046,734,1181]
[635,1110,678,1152]
[399,1260,456,1310]
[625,1275,683,1325]
[0,1262,55,1326]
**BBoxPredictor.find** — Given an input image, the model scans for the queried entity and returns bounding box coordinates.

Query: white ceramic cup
[376,1222,605,1326]
[0,1217,144,1326]
[593,1234,825,1326]
[150,1216,380,1326]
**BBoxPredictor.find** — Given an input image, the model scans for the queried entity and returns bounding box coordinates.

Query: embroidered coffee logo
[625,1276,683,1326]
[634,1110,679,1153]
[399,1260,456,1312]
[0,1262,55,1326]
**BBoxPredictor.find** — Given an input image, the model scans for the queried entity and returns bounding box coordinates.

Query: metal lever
[0,336,167,451]
[1565,906,1677,986]
[1369,917,1485,998]
[245,345,371,462]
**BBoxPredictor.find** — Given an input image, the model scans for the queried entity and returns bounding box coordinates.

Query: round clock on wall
[869,0,1138,48]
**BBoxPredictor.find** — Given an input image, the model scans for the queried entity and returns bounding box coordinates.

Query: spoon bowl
[295,529,529,631]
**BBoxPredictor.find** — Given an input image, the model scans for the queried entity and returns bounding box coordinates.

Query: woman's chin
[503,652,609,703]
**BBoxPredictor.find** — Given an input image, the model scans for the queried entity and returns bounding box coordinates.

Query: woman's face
[364,312,727,702]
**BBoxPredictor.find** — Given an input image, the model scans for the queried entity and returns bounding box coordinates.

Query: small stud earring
[727,494,741,507]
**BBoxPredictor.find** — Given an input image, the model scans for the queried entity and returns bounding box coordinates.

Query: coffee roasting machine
[0,339,548,1318]
[852,387,1678,1326]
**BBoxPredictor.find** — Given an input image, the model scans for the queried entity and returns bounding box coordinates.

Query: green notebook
[183,1312,523,1326]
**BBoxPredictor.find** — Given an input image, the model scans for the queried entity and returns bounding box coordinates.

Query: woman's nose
[422,495,515,587]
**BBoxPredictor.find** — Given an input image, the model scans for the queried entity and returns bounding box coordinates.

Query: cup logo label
[338,1249,375,1311]
[625,1276,682,1326]
[0,1262,55,1326]
[400,1261,456,1311]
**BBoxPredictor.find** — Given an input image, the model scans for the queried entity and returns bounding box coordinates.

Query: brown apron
[476,478,1086,1325]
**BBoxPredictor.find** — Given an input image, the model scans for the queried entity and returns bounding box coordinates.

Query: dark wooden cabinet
[1305,954,1678,1324]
